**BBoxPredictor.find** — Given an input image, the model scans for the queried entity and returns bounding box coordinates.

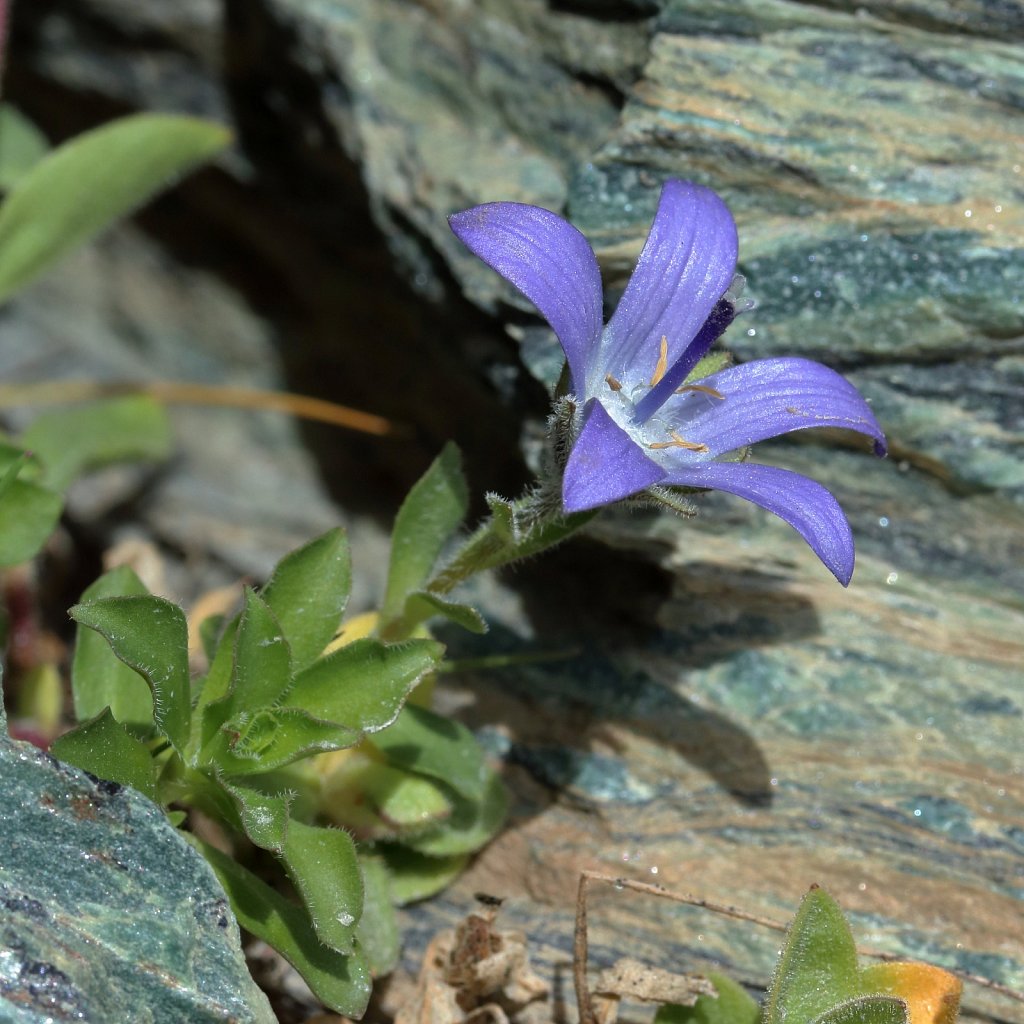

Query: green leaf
[281,637,443,732]
[224,780,292,853]
[21,396,172,492]
[262,528,351,673]
[400,591,488,635]
[371,702,488,801]
[0,474,62,566]
[356,856,400,977]
[224,589,292,716]
[654,972,761,1024]
[378,844,468,905]
[0,113,230,305]
[208,707,360,774]
[191,838,372,1017]
[403,767,506,857]
[51,709,159,802]
[763,886,862,1024]
[0,105,50,190]
[193,616,240,752]
[810,997,909,1024]
[70,596,191,754]
[281,819,363,953]
[382,443,468,622]
[71,566,153,730]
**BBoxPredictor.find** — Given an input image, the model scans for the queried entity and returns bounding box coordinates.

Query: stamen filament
[648,431,709,453]
[649,336,669,387]
[675,383,725,400]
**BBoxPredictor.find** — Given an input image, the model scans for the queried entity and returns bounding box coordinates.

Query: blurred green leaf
[22,396,172,492]
[262,528,351,673]
[356,856,400,976]
[403,767,506,857]
[0,473,62,566]
[378,844,468,905]
[654,972,760,1024]
[371,702,487,801]
[209,707,360,774]
[281,819,363,953]
[763,886,861,1024]
[70,596,191,754]
[0,113,230,305]
[281,637,443,732]
[71,566,153,730]
[810,997,908,1024]
[0,106,50,190]
[192,838,372,1018]
[382,443,467,624]
[51,708,159,802]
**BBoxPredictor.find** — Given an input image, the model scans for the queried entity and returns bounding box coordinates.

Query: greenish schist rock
[0,726,275,1024]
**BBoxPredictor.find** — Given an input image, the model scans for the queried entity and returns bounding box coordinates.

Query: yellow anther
[648,431,709,453]
[605,373,623,392]
[649,336,669,387]
[675,383,725,400]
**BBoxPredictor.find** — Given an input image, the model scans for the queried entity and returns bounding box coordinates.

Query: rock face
[3,0,1022,1019]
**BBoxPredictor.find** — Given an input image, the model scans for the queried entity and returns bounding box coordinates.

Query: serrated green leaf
[209,707,360,774]
[261,528,351,673]
[401,591,488,635]
[191,838,372,1017]
[70,596,191,754]
[224,589,292,716]
[0,105,50,190]
[51,708,159,802]
[0,475,62,566]
[810,996,909,1024]
[403,766,506,857]
[281,637,443,732]
[371,703,487,801]
[0,113,230,305]
[282,819,363,953]
[654,972,760,1024]
[378,843,468,905]
[71,566,153,730]
[21,396,172,492]
[356,856,400,977]
[764,887,862,1024]
[382,443,468,622]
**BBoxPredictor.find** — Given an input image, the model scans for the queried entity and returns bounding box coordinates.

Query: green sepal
[261,528,351,673]
[763,886,862,1024]
[400,591,488,635]
[654,972,760,1024]
[190,838,372,1018]
[21,396,171,492]
[382,443,468,624]
[0,112,231,305]
[71,566,153,730]
[402,766,506,857]
[70,595,191,754]
[281,637,443,732]
[371,702,487,801]
[356,856,400,976]
[51,708,160,802]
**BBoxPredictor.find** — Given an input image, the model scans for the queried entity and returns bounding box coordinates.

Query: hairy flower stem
[428,502,597,596]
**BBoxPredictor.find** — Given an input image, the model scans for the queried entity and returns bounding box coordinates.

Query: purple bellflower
[449,180,886,585]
